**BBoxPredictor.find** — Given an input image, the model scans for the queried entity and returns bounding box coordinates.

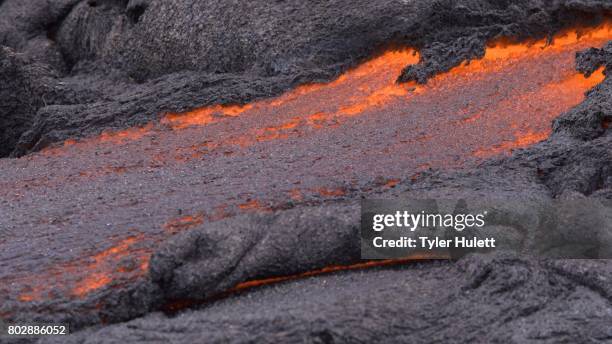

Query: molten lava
[3,21,612,309]
[163,214,205,235]
[161,49,420,130]
[158,22,612,145]
[231,254,438,292]
[162,253,441,314]
[9,235,151,303]
[43,21,610,164]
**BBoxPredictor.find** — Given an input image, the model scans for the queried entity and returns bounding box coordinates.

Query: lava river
[0,22,610,316]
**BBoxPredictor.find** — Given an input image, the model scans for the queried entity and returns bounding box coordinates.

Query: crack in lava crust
[0,22,611,314]
[162,253,441,314]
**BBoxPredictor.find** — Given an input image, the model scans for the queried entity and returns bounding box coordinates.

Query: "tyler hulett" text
[421,236,495,249]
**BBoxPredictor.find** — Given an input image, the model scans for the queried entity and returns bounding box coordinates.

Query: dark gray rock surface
[1,0,611,343]
[0,48,54,157]
[39,257,612,344]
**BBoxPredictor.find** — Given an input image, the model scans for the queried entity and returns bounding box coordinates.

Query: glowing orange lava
[162,104,254,130]
[99,124,154,144]
[38,21,611,168]
[316,187,346,197]
[232,253,442,292]
[10,235,151,302]
[163,214,205,234]
[443,22,612,76]
[384,179,401,188]
[158,22,611,135]
[471,66,605,157]
[162,253,443,313]
[72,235,149,297]
[7,21,612,307]
[238,199,271,211]
[160,49,420,131]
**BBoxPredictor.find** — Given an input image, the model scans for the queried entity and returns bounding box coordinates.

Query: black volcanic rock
[0,47,55,157]
[576,42,612,76]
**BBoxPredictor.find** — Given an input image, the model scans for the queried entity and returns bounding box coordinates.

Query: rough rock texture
[546,71,612,198]
[0,48,53,157]
[559,43,612,141]
[40,39,612,343]
[39,258,612,344]
[1,0,612,157]
[1,0,612,343]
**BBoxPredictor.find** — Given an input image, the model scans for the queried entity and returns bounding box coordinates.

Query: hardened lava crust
[0,1,611,343]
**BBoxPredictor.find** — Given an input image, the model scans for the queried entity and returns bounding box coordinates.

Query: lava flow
[1,21,611,314]
[162,253,441,314]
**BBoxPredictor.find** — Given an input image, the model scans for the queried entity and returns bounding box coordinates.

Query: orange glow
[316,187,346,197]
[268,84,326,107]
[147,21,612,158]
[385,179,400,188]
[161,104,254,129]
[289,189,304,201]
[255,117,302,142]
[162,254,445,313]
[446,22,612,76]
[72,235,148,297]
[99,124,154,144]
[59,124,154,148]
[72,273,113,296]
[233,253,442,292]
[238,200,269,211]
[306,112,337,128]
[338,84,411,116]
[472,66,605,157]
[473,131,550,158]
[9,22,612,308]
[9,234,151,303]
[160,49,420,131]
[63,138,78,146]
[139,22,612,137]
[18,294,36,302]
[513,131,550,147]
[41,21,610,161]
[164,214,205,234]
